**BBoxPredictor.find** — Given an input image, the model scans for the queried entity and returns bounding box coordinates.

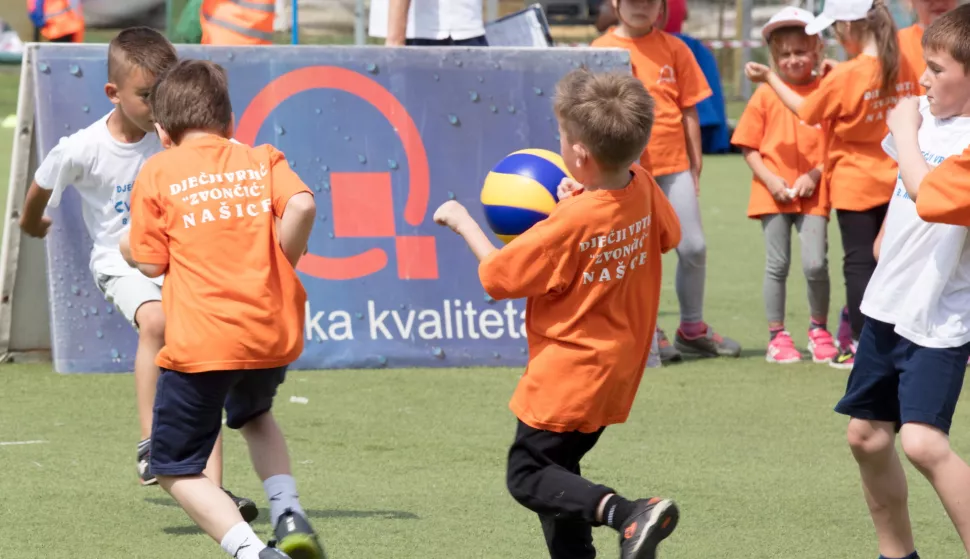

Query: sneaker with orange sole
[619,497,679,559]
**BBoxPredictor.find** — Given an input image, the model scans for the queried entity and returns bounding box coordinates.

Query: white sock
[220,521,266,559]
[263,474,305,528]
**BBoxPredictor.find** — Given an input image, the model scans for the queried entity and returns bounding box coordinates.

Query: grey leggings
[760,213,830,324]
[656,171,706,323]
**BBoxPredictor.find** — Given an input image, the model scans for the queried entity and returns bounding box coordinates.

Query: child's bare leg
[204,431,225,487]
[239,411,305,526]
[134,302,165,441]
[158,474,245,541]
[901,422,970,555]
[847,418,915,557]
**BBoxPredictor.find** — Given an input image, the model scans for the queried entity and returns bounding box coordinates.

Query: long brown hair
[846,0,899,98]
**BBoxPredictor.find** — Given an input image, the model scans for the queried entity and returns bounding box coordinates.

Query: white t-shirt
[862,96,970,348]
[368,0,485,41]
[35,110,163,284]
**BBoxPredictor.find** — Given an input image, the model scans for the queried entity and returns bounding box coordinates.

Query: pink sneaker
[807,328,839,363]
[766,331,802,364]
[836,307,853,351]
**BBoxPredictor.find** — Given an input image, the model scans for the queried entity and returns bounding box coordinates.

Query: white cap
[761,7,818,42]
[804,0,874,35]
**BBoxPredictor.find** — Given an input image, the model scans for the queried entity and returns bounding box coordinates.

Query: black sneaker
[224,488,259,523]
[619,498,679,559]
[259,548,291,559]
[271,509,325,559]
[137,439,156,486]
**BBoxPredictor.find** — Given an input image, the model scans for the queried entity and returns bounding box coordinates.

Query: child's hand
[556,178,585,201]
[792,172,818,198]
[765,176,793,203]
[887,96,922,137]
[433,200,471,233]
[19,214,51,239]
[820,58,839,76]
[745,62,771,83]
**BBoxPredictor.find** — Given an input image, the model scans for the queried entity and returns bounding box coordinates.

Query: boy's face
[771,31,818,85]
[106,66,156,133]
[612,0,663,32]
[913,0,956,26]
[922,47,970,118]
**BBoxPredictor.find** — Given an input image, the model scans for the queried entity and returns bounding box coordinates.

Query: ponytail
[867,0,900,99]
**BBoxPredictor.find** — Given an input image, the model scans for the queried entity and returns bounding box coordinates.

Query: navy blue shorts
[835,317,969,434]
[150,366,287,476]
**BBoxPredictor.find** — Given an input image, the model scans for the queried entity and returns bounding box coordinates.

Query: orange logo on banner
[236,66,439,281]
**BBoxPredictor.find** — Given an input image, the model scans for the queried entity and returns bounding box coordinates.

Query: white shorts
[95,273,162,329]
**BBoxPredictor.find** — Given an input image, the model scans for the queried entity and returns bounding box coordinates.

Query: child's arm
[385,0,410,45]
[683,106,703,194]
[792,164,823,199]
[741,148,793,203]
[127,167,169,278]
[745,63,805,114]
[19,182,53,238]
[434,200,497,262]
[278,192,316,268]
[873,218,886,261]
[886,97,926,201]
[434,200,574,300]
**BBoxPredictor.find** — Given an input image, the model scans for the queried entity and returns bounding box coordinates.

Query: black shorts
[149,366,287,476]
[835,317,969,434]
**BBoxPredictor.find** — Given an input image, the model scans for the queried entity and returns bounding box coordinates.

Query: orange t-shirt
[479,165,681,433]
[797,54,918,211]
[899,25,925,94]
[129,135,312,373]
[732,81,828,219]
[591,30,712,177]
[916,148,970,226]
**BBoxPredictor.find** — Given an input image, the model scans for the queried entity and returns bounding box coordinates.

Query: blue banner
[32,45,631,373]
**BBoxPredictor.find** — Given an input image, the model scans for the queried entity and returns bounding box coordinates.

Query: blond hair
[553,68,655,170]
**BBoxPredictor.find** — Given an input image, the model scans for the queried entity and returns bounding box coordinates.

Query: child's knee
[900,422,951,471]
[765,255,791,280]
[846,418,894,457]
[678,236,707,268]
[136,302,166,342]
[801,258,828,281]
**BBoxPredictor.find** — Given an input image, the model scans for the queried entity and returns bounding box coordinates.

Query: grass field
[1,59,969,559]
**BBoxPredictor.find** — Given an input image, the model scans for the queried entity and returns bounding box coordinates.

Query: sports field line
[0,439,48,446]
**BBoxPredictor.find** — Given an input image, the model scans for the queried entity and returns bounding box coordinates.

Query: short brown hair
[107,27,178,84]
[923,3,970,72]
[553,68,655,170]
[151,59,233,145]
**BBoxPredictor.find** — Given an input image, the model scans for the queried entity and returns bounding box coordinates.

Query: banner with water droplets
[32,45,631,373]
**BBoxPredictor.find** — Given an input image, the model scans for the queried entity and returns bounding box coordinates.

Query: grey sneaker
[619,497,679,559]
[655,328,683,363]
[674,326,741,358]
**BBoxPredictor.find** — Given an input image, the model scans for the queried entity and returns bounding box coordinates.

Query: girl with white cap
[745,0,919,370]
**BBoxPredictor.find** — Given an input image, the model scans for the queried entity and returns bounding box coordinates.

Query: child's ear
[154,123,173,149]
[104,82,121,105]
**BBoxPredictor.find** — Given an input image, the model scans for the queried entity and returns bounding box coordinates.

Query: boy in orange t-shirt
[592,0,742,363]
[435,68,682,559]
[731,7,838,365]
[898,0,957,93]
[124,60,323,559]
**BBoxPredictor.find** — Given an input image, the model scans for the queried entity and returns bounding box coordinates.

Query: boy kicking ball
[125,58,324,559]
[837,5,970,557]
[18,26,256,518]
[435,68,682,559]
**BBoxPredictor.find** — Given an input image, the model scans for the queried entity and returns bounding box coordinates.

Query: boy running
[837,5,970,556]
[435,68,682,559]
[18,26,255,517]
[125,58,324,559]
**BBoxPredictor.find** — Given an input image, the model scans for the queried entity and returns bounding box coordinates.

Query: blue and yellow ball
[480,149,572,244]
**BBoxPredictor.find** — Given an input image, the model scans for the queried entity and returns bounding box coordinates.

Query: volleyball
[480,149,572,244]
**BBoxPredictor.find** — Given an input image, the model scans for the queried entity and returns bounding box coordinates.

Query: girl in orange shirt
[592,0,742,362]
[732,7,839,365]
[746,0,917,369]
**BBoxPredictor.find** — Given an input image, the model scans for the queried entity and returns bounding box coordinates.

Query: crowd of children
[19,0,970,556]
